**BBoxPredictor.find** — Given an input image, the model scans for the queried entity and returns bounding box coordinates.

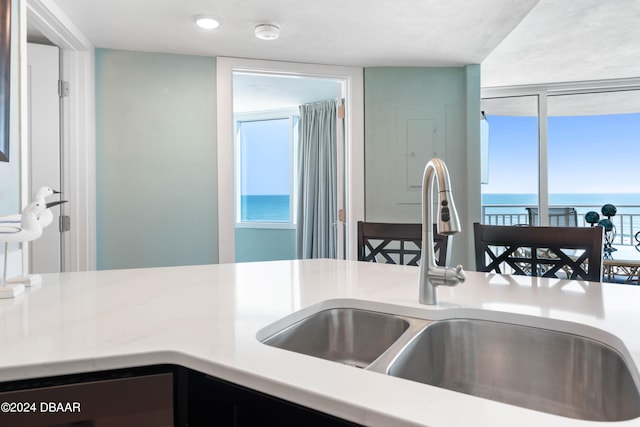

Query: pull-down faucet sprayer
[419,158,466,305]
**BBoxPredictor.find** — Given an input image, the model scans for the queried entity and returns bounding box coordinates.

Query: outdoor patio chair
[473,222,603,282]
[526,207,578,227]
[357,221,451,267]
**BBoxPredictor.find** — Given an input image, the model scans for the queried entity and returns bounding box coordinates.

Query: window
[482,83,640,245]
[480,95,539,225]
[547,90,640,243]
[235,111,298,225]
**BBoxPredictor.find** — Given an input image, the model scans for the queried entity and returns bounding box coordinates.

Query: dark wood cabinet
[0,365,363,427]
[186,368,362,427]
[0,366,175,427]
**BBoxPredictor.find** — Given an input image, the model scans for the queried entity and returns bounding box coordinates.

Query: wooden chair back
[473,222,603,282]
[357,221,451,267]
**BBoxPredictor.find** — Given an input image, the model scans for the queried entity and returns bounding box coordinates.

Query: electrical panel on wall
[394,105,446,204]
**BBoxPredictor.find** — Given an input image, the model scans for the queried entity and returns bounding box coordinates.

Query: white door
[27,43,62,274]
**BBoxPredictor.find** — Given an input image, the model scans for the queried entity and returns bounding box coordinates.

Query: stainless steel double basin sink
[259,306,640,421]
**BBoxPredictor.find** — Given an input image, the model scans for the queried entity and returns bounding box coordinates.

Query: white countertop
[2,259,640,426]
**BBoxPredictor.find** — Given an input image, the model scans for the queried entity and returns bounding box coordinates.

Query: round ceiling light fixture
[194,14,222,30]
[254,24,280,40]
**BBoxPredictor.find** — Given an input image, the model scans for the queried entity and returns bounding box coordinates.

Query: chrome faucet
[419,158,466,305]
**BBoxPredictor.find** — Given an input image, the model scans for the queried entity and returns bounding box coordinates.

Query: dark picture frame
[0,0,11,162]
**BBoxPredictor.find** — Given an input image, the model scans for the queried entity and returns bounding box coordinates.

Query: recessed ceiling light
[195,14,222,30]
[255,24,280,40]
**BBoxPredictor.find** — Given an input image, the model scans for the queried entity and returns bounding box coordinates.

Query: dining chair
[473,222,603,282]
[357,221,451,267]
[526,207,578,227]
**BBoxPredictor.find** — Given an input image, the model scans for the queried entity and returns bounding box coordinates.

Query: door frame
[216,57,364,262]
[23,0,96,271]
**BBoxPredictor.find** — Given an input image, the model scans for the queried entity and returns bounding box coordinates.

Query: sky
[238,106,640,198]
[482,112,640,195]
[239,118,291,196]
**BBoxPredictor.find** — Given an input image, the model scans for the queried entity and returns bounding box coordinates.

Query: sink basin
[260,303,640,421]
[387,319,640,421]
[261,308,410,368]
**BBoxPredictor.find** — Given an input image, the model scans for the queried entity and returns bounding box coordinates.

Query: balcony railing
[482,204,640,246]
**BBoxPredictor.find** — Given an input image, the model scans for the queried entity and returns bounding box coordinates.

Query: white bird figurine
[0,200,66,298]
[0,187,65,288]
[0,186,61,226]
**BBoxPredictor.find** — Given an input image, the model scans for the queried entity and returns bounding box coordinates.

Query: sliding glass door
[482,83,640,245]
[547,90,640,244]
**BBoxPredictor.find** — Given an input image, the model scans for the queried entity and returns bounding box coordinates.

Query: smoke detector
[255,24,280,40]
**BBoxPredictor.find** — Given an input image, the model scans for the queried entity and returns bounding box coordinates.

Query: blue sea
[482,193,640,218]
[240,193,640,223]
[482,193,640,208]
[241,195,290,222]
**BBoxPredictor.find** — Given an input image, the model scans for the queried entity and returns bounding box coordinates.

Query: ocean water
[482,193,640,207]
[241,195,290,222]
[240,193,640,223]
[483,193,640,215]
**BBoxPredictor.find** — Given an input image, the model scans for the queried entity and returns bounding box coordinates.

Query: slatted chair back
[526,207,578,227]
[357,221,451,267]
[473,222,603,282]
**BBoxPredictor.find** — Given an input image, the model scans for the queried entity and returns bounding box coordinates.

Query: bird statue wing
[0,201,66,245]
[0,224,22,235]
[0,200,67,229]
[0,213,21,224]
[0,223,42,243]
[0,189,62,226]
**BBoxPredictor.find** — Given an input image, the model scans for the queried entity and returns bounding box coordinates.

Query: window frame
[234,108,299,229]
[481,77,640,225]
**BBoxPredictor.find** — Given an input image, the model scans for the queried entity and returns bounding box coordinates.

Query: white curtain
[296,100,337,259]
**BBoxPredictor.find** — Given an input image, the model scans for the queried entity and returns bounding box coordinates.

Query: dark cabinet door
[186,370,363,427]
[0,372,174,427]
[0,365,363,427]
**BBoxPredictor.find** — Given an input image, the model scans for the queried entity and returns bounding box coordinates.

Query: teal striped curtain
[296,100,337,259]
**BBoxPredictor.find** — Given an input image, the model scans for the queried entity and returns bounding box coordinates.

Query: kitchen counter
[1,259,640,426]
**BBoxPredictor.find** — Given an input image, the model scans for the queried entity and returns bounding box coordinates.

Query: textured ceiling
[51,0,537,68]
[481,0,640,87]
[40,0,640,108]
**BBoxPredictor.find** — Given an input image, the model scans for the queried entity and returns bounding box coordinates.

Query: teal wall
[95,49,218,269]
[364,66,481,266]
[464,65,483,267]
[93,52,480,268]
[235,228,296,262]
